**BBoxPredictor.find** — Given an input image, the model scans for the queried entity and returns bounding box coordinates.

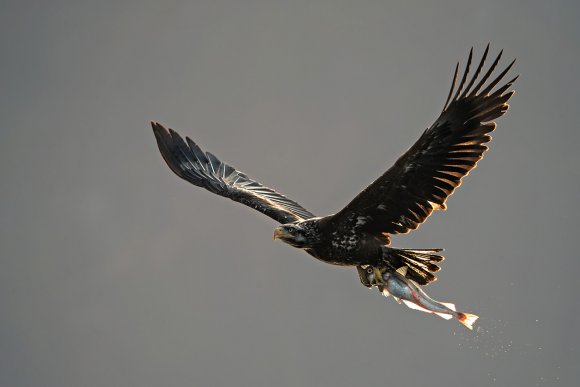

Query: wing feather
[331,47,517,236]
[152,123,315,224]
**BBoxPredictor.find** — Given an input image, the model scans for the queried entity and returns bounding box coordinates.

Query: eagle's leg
[355,265,390,288]
[356,265,377,288]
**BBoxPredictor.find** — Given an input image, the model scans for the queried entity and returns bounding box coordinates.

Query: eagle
[152,46,516,328]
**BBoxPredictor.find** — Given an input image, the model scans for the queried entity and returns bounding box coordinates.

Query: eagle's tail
[381,246,445,285]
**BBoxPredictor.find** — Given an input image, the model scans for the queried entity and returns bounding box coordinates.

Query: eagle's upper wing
[152,122,315,224]
[331,46,517,236]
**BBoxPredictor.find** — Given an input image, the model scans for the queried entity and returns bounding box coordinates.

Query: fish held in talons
[364,266,479,330]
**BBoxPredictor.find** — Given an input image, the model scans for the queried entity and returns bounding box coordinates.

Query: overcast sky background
[1,1,579,386]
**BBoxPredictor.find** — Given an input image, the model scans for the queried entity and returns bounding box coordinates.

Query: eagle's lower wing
[152,122,315,224]
[332,46,517,236]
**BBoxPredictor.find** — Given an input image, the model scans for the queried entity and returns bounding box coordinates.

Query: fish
[361,265,479,330]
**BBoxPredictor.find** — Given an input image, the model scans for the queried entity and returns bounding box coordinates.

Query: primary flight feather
[152,46,516,329]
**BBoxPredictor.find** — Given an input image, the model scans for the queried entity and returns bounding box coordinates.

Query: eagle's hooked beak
[273,227,287,240]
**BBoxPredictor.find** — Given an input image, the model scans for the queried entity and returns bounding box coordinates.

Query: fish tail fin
[456,312,479,330]
[382,247,445,285]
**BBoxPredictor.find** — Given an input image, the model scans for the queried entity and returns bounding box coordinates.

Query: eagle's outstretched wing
[152,122,315,224]
[331,46,517,236]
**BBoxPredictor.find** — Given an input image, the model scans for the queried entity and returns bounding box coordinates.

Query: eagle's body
[280,216,389,267]
[273,213,444,284]
[152,46,517,328]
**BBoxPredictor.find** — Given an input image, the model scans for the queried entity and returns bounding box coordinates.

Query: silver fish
[361,265,478,330]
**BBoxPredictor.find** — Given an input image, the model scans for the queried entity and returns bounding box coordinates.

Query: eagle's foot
[356,265,390,288]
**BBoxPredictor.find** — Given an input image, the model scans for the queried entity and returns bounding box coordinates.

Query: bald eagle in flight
[152,46,516,329]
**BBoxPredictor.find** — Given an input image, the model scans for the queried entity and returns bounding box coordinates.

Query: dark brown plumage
[153,45,516,288]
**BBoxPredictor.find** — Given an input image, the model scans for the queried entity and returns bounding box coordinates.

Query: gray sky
[1,1,579,386]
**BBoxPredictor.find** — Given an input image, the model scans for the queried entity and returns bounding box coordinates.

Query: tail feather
[382,247,445,285]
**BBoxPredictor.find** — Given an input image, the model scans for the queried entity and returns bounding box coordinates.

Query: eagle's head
[273,219,321,248]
